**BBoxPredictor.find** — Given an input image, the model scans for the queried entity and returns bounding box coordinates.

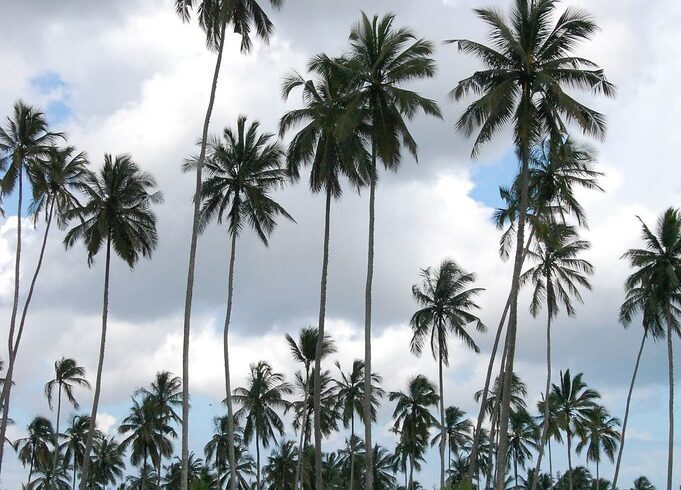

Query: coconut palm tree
[173,0,284,485]
[263,439,297,489]
[334,359,384,490]
[45,357,91,483]
[507,409,539,487]
[430,406,473,477]
[64,154,161,488]
[409,258,485,488]
[390,375,439,489]
[285,327,335,490]
[0,101,62,471]
[222,443,255,490]
[338,16,442,487]
[204,415,230,488]
[631,476,655,490]
[552,370,600,490]
[354,444,397,490]
[450,2,615,482]
[576,405,620,490]
[233,361,292,489]
[30,452,72,490]
[14,416,54,487]
[535,394,562,487]
[621,208,681,490]
[62,414,93,489]
[90,434,126,489]
[522,222,593,485]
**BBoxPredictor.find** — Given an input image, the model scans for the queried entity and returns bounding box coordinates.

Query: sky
[0,0,680,488]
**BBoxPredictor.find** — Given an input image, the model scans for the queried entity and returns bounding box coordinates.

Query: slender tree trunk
[548,440,553,490]
[215,449,220,490]
[612,332,646,488]
[349,414,355,490]
[665,314,674,490]
[79,236,112,489]
[408,455,414,490]
[73,461,77,489]
[566,431,573,490]
[364,148,377,490]
[596,461,599,490]
[143,450,148,487]
[531,302,553,490]
[51,383,64,483]
[514,457,518,488]
[222,230,238,490]
[181,21,227,490]
[256,431,261,490]
[295,368,310,490]
[157,456,162,489]
[438,347,445,490]
[0,167,24,473]
[314,187,332,490]
[27,457,33,488]
[487,323,511,490]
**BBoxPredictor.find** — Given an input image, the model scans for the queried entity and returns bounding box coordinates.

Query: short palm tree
[90,434,125,489]
[263,439,297,489]
[410,258,485,488]
[62,414,93,489]
[45,357,90,482]
[30,452,71,490]
[14,416,54,487]
[204,415,231,487]
[631,476,655,490]
[450,1,614,482]
[173,0,284,485]
[552,370,600,490]
[430,406,473,476]
[64,154,161,488]
[0,101,62,469]
[507,409,539,487]
[621,208,681,490]
[576,405,620,490]
[233,361,292,489]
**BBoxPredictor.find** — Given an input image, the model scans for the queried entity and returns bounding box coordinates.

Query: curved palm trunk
[438,347,445,490]
[294,368,310,490]
[612,332,646,488]
[487,320,511,490]
[181,22,226,490]
[665,315,674,490]
[0,200,54,472]
[349,414,355,490]
[79,236,112,489]
[223,231,238,490]
[142,450,148,487]
[363,150,377,490]
[51,382,64,483]
[566,430,573,490]
[314,187,332,489]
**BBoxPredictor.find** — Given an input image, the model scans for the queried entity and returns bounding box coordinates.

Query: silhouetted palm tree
[90,434,125,489]
[14,416,54,487]
[576,405,620,490]
[62,414,93,489]
[431,406,473,476]
[507,409,539,487]
[263,439,297,489]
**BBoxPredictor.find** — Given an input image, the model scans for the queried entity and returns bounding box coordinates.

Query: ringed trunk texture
[224,231,238,490]
[181,22,226,490]
[314,187,332,489]
[79,236,112,489]
[531,298,553,490]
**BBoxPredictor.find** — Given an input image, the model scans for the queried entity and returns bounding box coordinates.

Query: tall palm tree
[334,359,384,490]
[285,327,335,490]
[233,361,292,489]
[409,258,485,488]
[507,409,539,487]
[64,154,161,488]
[14,416,54,487]
[576,405,620,490]
[621,208,681,490]
[45,357,91,483]
[450,2,614,483]
[389,375,439,489]
[189,115,291,489]
[62,414,93,489]
[263,439,297,489]
[90,434,126,489]
[552,370,600,490]
[430,406,473,477]
[339,15,442,487]
[280,60,370,489]
[523,222,593,487]
[0,101,62,471]
[173,0,283,485]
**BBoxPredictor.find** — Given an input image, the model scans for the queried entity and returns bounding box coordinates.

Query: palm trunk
[438,347,445,490]
[143,451,148,487]
[181,21,227,490]
[51,383,64,483]
[487,323,511,490]
[349,413,355,490]
[566,430,573,490]
[294,368,310,490]
[548,440,553,490]
[223,230,238,490]
[79,235,112,489]
[314,187,332,490]
[157,456,162,489]
[514,456,518,488]
[363,147,377,490]
[408,455,414,490]
[256,431,261,490]
[494,137,531,490]
[0,167,24,474]
[73,461,77,489]
[531,298,553,490]
[215,449,220,490]
[612,332,646,488]
[665,313,674,490]
[27,457,33,488]
[595,461,599,490]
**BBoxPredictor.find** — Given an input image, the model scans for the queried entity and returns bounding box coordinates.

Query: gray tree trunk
[349,414,355,490]
[665,314,674,490]
[51,383,63,483]
[439,346,445,489]
[224,231,238,490]
[294,368,309,490]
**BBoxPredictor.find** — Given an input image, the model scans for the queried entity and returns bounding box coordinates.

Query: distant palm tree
[62,414,93,488]
[163,452,205,489]
[30,452,71,490]
[631,476,655,490]
[410,258,485,488]
[173,0,284,485]
[45,357,90,483]
[340,15,442,487]
[263,439,297,489]
[535,394,562,486]
[621,208,681,490]
[430,406,472,476]
[576,405,620,490]
[390,375,439,489]
[334,359,384,490]
[14,416,54,487]
[126,463,159,489]
[552,370,600,490]
[233,361,292,489]
[64,154,161,489]
[90,434,125,489]
[356,444,397,490]
[451,1,614,482]
[507,409,539,487]
[0,101,62,470]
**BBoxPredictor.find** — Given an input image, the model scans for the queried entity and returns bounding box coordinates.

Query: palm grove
[0,0,677,489]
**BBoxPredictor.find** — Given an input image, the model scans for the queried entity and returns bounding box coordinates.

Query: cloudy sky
[1,0,680,488]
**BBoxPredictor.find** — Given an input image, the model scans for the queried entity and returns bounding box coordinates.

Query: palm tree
[263,439,297,489]
[45,357,91,483]
[390,375,439,489]
[126,464,159,489]
[163,452,205,489]
[430,406,473,477]
[535,394,562,487]
[631,476,655,490]
[31,452,71,490]
[339,15,442,487]
[222,444,255,490]
[64,154,161,488]
[334,359,384,490]
[62,414,93,489]
[280,60,370,489]
[173,0,284,485]
[285,327,335,490]
[14,416,54,487]
[523,222,593,485]
[507,409,539,487]
[354,444,397,490]
[409,258,485,488]
[552,370,600,490]
[233,361,292,489]
[576,405,620,490]
[450,2,614,483]
[91,434,125,489]
[0,101,62,471]
[204,415,230,488]
[621,208,681,490]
